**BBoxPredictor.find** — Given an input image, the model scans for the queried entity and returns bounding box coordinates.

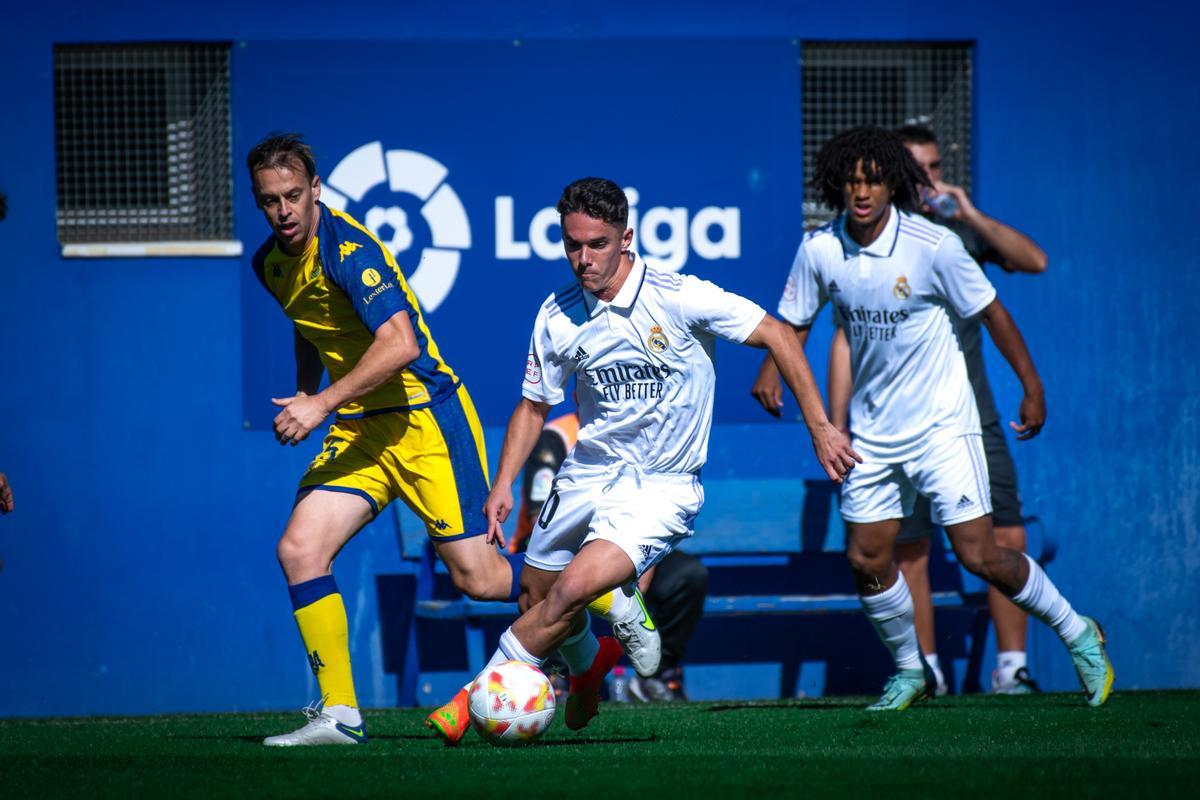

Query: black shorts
[896,418,1023,542]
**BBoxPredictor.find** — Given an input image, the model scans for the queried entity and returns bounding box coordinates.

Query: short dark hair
[246,132,317,182]
[556,178,628,229]
[895,124,939,146]
[811,126,930,213]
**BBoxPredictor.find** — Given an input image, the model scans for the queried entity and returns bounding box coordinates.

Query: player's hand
[0,472,12,514]
[484,485,514,549]
[932,181,977,221]
[1011,390,1046,441]
[271,391,331,446]
[750,358,784,418]
[811,422,862,483]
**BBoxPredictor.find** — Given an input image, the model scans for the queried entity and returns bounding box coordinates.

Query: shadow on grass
[703,702,853,713]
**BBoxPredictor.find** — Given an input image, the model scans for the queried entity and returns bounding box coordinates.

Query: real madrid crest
[893,275,912,300]
[647,325,669,353]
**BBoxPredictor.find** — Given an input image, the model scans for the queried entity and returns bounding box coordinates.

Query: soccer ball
[468,660,556,746]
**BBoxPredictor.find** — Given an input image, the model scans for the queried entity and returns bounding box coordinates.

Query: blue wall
[0,0,1195,716]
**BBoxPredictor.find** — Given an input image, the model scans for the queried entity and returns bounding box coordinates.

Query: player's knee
[545,573,592,621]
[276,533,325,577]
[992,525,1026,550]
[955,544,995,579]
[448,567,496,602]
[846,543,889,577]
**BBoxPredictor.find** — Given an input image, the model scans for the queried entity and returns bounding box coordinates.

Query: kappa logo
[647,325,669,353]
[338,241,363,262]
[432,519,451,531]
[272,264,283,278]
[322,142,470,314]
[893,275,912,300]
[956,495,974,509]
[361,268,382,288]
[307,649,326,675]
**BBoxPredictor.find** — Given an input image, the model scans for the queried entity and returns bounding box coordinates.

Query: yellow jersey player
[247,133,521,746]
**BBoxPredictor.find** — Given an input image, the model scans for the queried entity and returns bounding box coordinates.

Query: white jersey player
[477,177,859,732]
[751,126,1112,711]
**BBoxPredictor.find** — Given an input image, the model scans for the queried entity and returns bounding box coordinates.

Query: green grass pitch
[4,691,1198,798]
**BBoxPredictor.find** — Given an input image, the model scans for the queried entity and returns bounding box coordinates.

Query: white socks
[480,627,546,674]
[924,653,945,689]
[558,612,601,675]
[859,573,924,671]
[1010,554,1087,643]
[324,704,362,726]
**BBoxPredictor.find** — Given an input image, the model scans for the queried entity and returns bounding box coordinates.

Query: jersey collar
[838,204,900,259]
[583,252,646,317]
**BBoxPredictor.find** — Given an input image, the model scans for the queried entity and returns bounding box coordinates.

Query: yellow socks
[288,575,358,709]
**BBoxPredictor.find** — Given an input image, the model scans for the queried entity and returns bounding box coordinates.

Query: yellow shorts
[298,384,490,539]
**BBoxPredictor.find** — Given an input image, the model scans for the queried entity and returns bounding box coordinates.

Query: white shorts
[524,462,703,577]
[840,434,992,526]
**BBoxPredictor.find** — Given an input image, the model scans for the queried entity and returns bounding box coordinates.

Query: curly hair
[556,177,628,228]
[812,126,930,213]
[246,132,317,182]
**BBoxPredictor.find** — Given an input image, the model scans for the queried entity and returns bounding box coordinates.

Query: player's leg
[631,550,709,701]
[983,422,1036,692]
[434,535,522,601]
[929,436,1111,706]
[265,488,376,746]
[425,564,561,744]
[510,538,635,729]
[842,459,935,711]
[895,496,947,693]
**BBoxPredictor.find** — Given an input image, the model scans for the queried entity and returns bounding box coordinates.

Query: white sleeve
[931,233,997,318]
[678,275,767,344]
[521,308,569,405]
[777,240,827,326]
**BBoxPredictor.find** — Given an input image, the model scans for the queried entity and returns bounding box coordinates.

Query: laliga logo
[497,187,740,272]
[320,142,470,313]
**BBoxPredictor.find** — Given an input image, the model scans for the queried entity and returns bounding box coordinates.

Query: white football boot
[610,587,662,678]
[263,703,368,746]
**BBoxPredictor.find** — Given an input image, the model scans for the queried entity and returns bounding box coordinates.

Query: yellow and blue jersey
[252,203,460,418]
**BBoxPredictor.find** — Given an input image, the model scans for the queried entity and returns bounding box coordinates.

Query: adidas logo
[572,346,590,364]
[956,495,973,509]
[638,544,653,559]
[829,279,841,293]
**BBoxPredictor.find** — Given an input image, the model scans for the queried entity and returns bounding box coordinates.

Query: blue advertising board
[236,39,810,429]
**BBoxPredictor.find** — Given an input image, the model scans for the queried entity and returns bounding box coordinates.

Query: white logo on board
[321,142,471,314]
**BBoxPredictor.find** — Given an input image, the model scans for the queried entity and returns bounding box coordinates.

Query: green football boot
[1067,616,1114,707]
[866,660,936,712]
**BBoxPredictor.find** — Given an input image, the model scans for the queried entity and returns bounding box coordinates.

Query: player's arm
[293,328,325,396]
[484,398,553,547]
[0,472,12,514]
[935,182,1047,273]
[752,241,826,416]
[827,325,852,433]
[272,311,419,446]
[979,298,1046,440]
[745,315,861,482]
[750,323,809,418]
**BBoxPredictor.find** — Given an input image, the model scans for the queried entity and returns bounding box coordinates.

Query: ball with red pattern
[468,660,557,746]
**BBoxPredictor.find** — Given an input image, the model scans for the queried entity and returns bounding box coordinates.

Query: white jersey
[778,206,996,463]
[522,252,766,474]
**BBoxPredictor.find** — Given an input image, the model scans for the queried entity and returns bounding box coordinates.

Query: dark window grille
[54,43,233,243]
[801,42,972,229]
